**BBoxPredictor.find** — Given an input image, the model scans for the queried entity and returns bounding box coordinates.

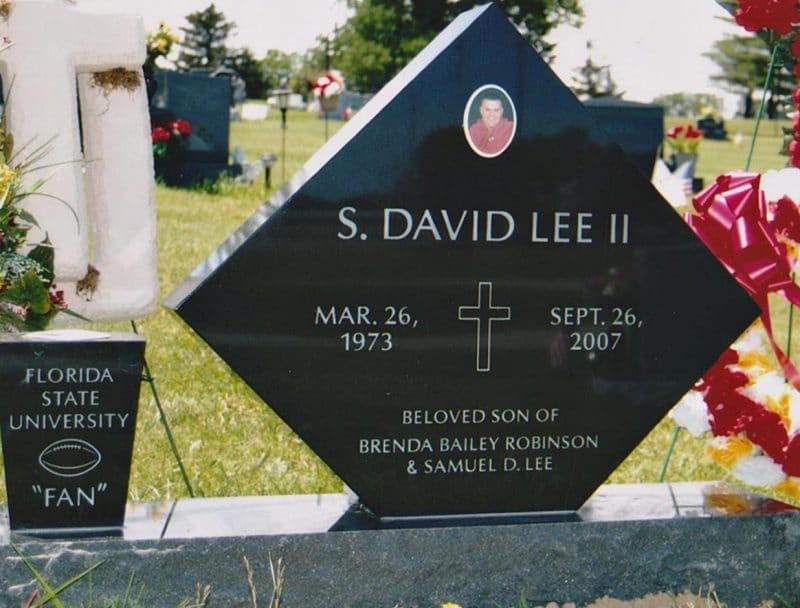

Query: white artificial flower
[741,371,786,404]
[788,389,800,435]
[761,168,800,205]
[324,81,343,98]
[670,390,711,437]
[731,454,786,487]
[732,324,767,354]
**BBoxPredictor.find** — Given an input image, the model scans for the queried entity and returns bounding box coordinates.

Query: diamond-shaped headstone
[166,4,758,518]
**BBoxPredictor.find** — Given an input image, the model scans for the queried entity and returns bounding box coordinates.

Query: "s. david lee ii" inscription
[337,207,630,244]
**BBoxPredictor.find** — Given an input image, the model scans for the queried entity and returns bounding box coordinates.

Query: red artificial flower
[666,125,685,139]
[770,196,800,242]
[172,118,192,137]
[735,0,800,36]
[792,33,800,58]
[49,289,66,310]
[743,407,789,464]
[151,126,171,144]
[684,125,703,139]
[783,434,800,475]
[791,139,800,168]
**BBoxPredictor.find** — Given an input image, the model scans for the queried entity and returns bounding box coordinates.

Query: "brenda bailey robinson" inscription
[359,407,599,476]
[0,334,144,531]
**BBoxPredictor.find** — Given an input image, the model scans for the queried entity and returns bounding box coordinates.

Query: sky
[549,0,743,114]
[78,0,744,114]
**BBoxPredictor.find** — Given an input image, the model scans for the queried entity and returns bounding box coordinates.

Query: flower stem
[659,426,681,482]
[745,44,780,172]
[131,319,196,498]
[789,273,795,370]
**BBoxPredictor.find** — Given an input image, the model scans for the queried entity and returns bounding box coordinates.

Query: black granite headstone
[166,4,758,518]
[0,332,144,533]
[150,70,233,186]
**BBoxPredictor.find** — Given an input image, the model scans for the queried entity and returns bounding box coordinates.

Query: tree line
[155,1,782,117]
[150,1,585,99]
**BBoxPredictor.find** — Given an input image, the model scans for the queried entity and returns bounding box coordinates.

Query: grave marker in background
[583,97,664,177]
[150,70,236,186]
[167,4,758,518]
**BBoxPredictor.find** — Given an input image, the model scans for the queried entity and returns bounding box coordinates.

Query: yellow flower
[707,436,753,468]
[441,604,463,608]
[0,163,17,204]
[738,351,774,373]
[775,478,800,501]
[705,490,753,515]
[766,393,792,430]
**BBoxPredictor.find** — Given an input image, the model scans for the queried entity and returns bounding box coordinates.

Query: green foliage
[228,48,269,98]
[12,542,105,608]
[176,3,236,70]
[652,92,724,118]
[705,32,795,117]
[0,108,68,332]
[260,49,303,94]
[322,0,583,92]
[571,42,620,99]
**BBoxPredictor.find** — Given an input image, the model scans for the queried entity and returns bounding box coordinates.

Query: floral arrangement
[674,169,800,498]
[311,69,345,101]
[665,123,703,154]
[145,21,179,70]
[733,0,800,168]
[669,0,800,501]
[151,118,192,159]
[0,99,75,331]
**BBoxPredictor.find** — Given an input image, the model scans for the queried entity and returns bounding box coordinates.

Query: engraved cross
[458,282,511,372]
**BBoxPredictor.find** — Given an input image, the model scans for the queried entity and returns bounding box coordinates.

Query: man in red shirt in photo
[468,92,514,156]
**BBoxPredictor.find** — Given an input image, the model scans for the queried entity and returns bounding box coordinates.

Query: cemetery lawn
[0,113,795,504]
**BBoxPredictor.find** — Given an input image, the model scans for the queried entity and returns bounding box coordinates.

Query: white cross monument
[1,0,158,321]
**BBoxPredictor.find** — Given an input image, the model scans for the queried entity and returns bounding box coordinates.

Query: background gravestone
[167,4,758,518]
[583,97,664,177]
[150,70,238,186]
[0,333,144,533]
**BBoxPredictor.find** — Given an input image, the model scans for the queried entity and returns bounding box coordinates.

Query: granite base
[1,483,798,607]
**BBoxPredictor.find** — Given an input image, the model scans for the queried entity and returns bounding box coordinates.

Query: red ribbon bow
[685,172,800,388]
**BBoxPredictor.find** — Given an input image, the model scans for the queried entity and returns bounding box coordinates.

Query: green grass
[669,116,792,179]
[0,112,797,505]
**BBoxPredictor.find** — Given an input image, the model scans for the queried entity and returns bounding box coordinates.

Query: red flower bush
[734,0,800,35]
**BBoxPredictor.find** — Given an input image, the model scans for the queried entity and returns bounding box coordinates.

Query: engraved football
[38,438,102,478]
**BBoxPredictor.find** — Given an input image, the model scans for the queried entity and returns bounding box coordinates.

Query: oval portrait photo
[463,84,516,158]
